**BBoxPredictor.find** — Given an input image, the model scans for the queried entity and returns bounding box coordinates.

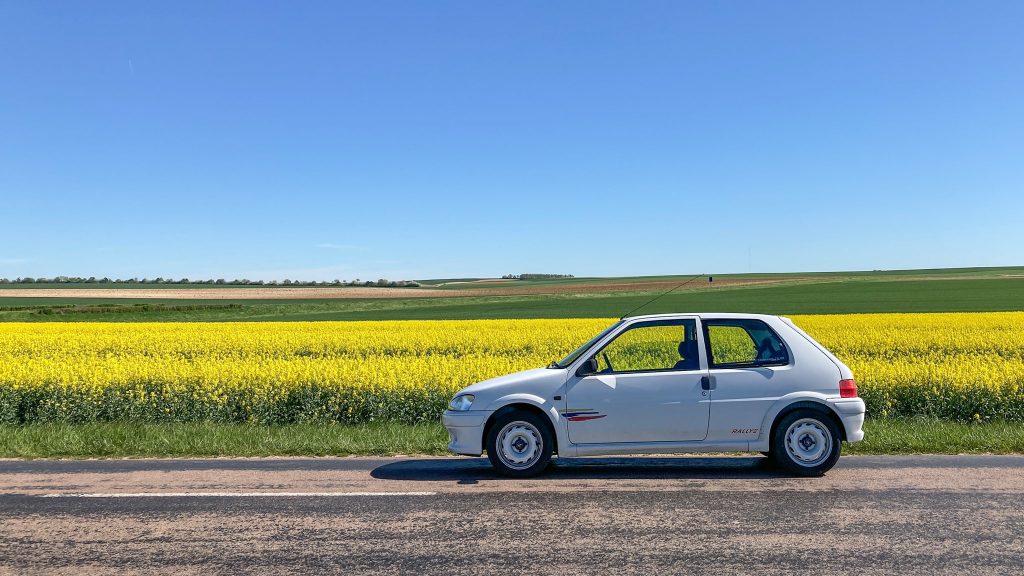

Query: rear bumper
[441,410,489,456]
[831,398,866,443]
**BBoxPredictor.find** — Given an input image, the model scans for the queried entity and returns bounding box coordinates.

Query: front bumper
[441,410,490,456]
[831,398,866,443]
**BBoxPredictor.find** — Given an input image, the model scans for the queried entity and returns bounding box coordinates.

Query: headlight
[448,394,475,411]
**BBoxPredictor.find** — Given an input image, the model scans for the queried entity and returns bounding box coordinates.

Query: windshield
[551,320,623,368]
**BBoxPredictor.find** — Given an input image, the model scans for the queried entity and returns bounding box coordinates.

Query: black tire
[770,409,842,476]
[486,410,554,478]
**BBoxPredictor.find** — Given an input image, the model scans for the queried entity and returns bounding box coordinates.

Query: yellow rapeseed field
[0,313,1022,424]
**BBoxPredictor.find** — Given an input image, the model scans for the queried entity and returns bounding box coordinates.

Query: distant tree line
[501,273,575,280]
[0,276,420,288]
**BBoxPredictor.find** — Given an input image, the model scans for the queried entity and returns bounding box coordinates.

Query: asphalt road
[1,455,1022,575]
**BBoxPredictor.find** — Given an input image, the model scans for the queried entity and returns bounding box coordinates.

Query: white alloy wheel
[496,421,543,471]
[784,418,832,467]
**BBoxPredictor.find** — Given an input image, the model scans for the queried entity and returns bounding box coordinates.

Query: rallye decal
[560,409,606,422]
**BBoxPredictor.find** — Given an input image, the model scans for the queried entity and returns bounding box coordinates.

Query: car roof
[621,312,781,321]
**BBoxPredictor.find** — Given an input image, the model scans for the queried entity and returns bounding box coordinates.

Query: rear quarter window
[704,319,790,368]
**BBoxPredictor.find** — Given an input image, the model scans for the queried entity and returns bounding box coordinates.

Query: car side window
[593,319,700,373]
[705,319,789,368]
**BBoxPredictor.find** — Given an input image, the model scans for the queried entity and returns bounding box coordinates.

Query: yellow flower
[0,314,1021,423]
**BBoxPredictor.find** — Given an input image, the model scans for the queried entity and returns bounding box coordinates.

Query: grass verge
[0,422,450,459]
[845,418,1024,454]
[1,418,1022,459]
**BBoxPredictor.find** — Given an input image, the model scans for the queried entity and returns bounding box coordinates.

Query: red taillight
[839,379,858,398]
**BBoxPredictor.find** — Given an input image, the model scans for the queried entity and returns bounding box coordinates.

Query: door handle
[701,375,715,390]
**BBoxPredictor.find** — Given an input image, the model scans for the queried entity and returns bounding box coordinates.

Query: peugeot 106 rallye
[442,313,865,477]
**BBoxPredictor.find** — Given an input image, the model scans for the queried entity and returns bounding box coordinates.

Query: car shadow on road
[371,456,795,482]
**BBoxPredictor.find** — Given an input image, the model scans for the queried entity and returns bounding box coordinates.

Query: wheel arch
[483,401,560,455]
[765,400,847,444]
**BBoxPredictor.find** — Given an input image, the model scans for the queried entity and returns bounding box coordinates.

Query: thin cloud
[0,257,31,265]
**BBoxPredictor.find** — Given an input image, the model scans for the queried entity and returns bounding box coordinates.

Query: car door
[565,317,710,444]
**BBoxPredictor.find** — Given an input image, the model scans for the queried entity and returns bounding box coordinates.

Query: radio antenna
[619,273,705,319]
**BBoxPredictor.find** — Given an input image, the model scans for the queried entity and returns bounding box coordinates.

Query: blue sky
[2,1,1022,281]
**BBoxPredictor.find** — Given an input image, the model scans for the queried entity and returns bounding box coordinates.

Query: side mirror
[576,357,599,377]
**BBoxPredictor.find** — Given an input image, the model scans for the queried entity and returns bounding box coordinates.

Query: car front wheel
[486,410,553,477]
[771,409,842,476]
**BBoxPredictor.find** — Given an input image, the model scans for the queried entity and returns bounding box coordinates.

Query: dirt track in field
[0,278,806,300]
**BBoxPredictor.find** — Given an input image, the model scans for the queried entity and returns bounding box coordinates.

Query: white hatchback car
[443,313,865,477]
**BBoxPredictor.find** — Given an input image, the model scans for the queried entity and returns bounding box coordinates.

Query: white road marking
[40,491,437,498]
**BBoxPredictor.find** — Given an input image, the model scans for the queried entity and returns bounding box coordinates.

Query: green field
[421,267,1023,290]
[2,273,1023,322]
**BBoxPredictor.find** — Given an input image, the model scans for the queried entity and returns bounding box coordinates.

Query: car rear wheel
[771,409,841,476]
[486,410,553,478]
